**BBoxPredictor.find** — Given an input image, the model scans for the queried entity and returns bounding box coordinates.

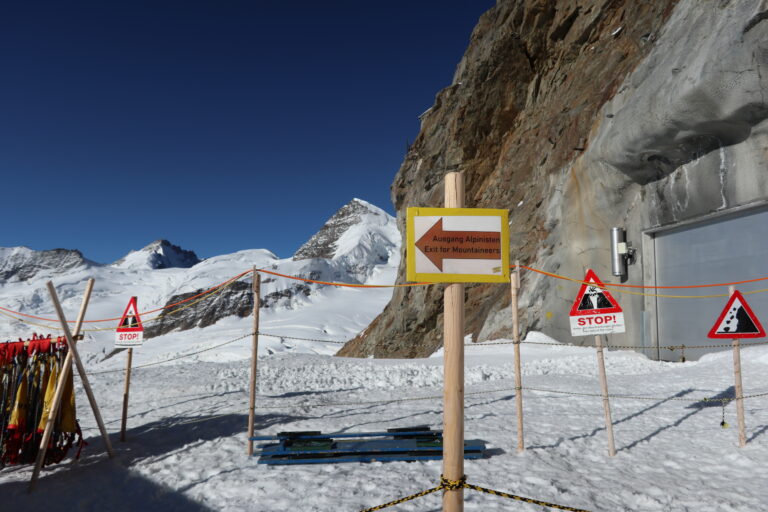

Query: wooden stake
[728,286,747,447]
[30,279,113,492]
[511,260,524,453]
[595,334,616,457]
[443,172,464,512]
[30,279,93,491]
[248,268,261,456]
[120,347,133,442]
[46,282,114,457]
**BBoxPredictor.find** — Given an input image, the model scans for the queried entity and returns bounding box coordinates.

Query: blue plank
[258,439,485,456]
[250,429,440,442]
[257,450,485,465]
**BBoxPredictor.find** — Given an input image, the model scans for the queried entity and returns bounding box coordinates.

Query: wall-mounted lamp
[610,227,636,277]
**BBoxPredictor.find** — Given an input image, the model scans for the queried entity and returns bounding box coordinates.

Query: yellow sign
[406,207,510,283]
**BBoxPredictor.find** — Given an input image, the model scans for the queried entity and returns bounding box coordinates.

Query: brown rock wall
[338,0,678,358]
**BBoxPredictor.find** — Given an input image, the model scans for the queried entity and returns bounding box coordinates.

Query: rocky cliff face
[341,0,768,357]
[0,247,92,283]
[144,281,254,338]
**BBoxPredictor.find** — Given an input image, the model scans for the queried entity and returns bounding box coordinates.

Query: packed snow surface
[1,201,767,510]
[2,327,768,511]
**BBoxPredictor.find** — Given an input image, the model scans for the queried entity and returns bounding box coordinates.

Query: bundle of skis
[0,333,83,469]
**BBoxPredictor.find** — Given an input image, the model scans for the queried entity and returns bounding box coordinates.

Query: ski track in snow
[2,335,768,511]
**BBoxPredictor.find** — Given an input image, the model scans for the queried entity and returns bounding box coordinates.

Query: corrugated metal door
[653,207,768,360]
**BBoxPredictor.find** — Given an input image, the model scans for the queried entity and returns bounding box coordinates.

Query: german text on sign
[406,207,510,284]
[115,296,144,347]
[569,269,625,336]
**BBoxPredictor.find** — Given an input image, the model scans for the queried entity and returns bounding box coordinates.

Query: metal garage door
[652,206,768,361]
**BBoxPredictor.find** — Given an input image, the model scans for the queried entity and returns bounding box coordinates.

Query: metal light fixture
[610,227,636,277]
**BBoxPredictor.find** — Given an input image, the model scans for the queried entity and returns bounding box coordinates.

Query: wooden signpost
[115,296,144,442]
[248,268,261,456]
[511,261,524,453]
[569,269,623,457]
[407,174,510,512]
[406,206,510,284]
[707,287,766,447]
[30,279,114,492]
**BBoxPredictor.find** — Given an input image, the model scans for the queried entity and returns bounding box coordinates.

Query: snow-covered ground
[2,327,768,511]
[2,200,767,510]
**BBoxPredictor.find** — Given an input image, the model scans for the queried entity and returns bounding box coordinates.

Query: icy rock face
[592,1,768,185]
[293,198,399,284]
[0,247,92,283]
[293,199,374,260]
[535,0,768,347]
[344,0,768,358]
[113,239,200,270]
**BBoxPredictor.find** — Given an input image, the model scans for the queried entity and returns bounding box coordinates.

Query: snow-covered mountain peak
[0,246,92,283]
[293,198,397,261]
[112,239,200,270]
[0,199,401,342]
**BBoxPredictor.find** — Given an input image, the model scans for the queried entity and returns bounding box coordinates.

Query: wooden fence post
[248,268,261,456]
[443,172,465,512]
[729,286,747,447]
[595,334,616,457]
[120,347,133,442]
[511,261,524,453]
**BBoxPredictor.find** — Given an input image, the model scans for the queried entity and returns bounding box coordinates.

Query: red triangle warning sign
[707,290,765,339]
[569,269,623,316]
[116,296,143,332]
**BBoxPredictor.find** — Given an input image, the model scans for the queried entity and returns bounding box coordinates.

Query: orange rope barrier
[254,267,429,288]
[0,270,253,324]
[2,262,766,327]
[517,265,768,289]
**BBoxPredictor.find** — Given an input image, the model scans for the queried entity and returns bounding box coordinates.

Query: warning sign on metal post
[406,207,509,283]
[708,290,766,339]
[115,296,144,347]
[569,269,625,336]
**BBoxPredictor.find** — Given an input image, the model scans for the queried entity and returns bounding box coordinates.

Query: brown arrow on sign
[415,218,502,271]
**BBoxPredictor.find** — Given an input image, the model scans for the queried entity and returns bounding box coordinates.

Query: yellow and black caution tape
[359,480,444,512]
[361,475,591,512]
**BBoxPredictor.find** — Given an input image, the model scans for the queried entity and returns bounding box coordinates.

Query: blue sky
[0,1,494,262]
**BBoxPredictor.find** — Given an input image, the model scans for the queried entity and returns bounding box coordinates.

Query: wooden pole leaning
[729,286,747,447]
[511,260,524,453]
[45,281,115,462]
[30,279,114,491]
[248,268,261,456]
[595,334,616,456]
[30,279,94,491]
[443,172,465,512]
[120,347,133,442]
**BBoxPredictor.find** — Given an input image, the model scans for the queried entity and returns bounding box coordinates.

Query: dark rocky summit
[294,199,379,260]
[113,239,200,269]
